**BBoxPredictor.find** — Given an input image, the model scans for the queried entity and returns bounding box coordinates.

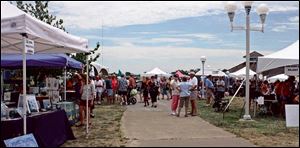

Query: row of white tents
[143,39,299,82]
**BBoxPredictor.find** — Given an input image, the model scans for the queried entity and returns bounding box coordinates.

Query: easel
[223,79,245,119]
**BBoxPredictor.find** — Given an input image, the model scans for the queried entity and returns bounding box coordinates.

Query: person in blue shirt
[205,75,215,107]
[177,77,192,117]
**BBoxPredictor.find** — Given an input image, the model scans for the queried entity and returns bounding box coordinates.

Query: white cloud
[271,25,288,32]
[95,45,272,73]
[139,37,192,45]
[272,16,299,32]
[289,16,299,22]
[48,1,298,29]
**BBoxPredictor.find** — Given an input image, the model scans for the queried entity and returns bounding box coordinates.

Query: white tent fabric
[230,67,256,78]
[91,62,109,74]
[1,1,89,53]
[196,69,227,77]
[267,74,288,83]
[1,1,90,135]
[144,67,170,77]
[257,40,299,73]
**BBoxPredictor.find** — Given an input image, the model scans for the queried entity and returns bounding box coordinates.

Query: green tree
[15,1,65,31]
[71,42,101,65]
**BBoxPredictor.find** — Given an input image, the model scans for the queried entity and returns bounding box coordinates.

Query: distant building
[228,51,264,73]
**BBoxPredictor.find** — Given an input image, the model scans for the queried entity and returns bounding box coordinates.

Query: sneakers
[90,113,95,118]
[171,112,176,116]
[205,104,210,107]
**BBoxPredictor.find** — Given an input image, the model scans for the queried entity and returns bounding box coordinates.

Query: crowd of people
[66,71,299,126]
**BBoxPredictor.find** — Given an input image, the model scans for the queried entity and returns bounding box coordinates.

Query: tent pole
[22,35,27,135]
[86,55,89,136]
[64,67,67,101]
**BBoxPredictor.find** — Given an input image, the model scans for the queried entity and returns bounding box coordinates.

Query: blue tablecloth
[1,109,75,147]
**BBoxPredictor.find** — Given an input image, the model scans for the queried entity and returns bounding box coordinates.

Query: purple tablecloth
[1,109,75,147]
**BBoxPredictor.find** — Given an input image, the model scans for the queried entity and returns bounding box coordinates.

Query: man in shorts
[188,71,198,116]
[205,75,215,107]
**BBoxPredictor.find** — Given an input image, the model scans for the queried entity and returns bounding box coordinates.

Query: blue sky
[46,1,299,74]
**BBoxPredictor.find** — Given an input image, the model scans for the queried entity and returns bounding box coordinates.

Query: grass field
[62,103,127,147]
[197,97,299,147]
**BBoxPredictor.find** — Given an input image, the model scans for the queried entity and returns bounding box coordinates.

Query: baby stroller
[127,89,137,105]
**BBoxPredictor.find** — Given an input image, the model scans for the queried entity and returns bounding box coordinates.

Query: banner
[284,65,299,76]
[25,38,34,54]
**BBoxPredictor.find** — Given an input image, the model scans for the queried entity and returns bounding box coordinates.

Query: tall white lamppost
[225,1,269,120]
[200,56,206,99]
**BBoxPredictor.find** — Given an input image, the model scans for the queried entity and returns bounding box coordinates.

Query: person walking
[77,74,95,127]
[189,71,198,116]
[205,75,215,107]
[89,76,96,118]
[170,74,180,115]
[111,74,119,104]
[105,75,113,104]
[118,74,128,105]
[160,77,168,100]
[141,77,150,107]
[177,77,192,117]
[127,73,136,104]
[149,76,159,108]
[95,75,104,105]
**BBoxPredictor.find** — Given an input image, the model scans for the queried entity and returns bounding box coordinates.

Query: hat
[189,71,195,75]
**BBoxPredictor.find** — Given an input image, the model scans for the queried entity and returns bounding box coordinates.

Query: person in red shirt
[111,74,119,104]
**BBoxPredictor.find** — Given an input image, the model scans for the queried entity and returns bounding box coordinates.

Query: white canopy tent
[1,1,90,135]
[267,74,288,83]
[230,67,256,78]
[91,62,109,76]
[257,40,299,75]
[143,67,171,77]
[196,69,227,77]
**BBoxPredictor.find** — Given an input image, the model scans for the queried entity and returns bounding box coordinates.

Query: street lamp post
[225,1,269,120]
[200,56,206,99]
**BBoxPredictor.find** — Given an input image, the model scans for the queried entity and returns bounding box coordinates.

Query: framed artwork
[53,79,59,90]
[27,95,39,113]
[17,94,39,115]
[4,92,11,101]
[42,99,51,109]
[1,102,8,118]
[4,133,38,147]
[29,87,39,94]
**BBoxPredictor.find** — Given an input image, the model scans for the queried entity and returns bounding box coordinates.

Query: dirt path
[121,99,256,147]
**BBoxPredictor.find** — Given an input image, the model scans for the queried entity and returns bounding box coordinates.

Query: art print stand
[46,77,61,104]
[4,133,38,147]
[17,94,39,117]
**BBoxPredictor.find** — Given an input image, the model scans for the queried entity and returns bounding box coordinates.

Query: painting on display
[4,133,38,147]
[27,94,39,113]
[4,92,11,101]
[17,95,39,115]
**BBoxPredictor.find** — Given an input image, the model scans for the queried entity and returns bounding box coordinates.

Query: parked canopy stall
[257,40,299,77]
[1,1,90,135]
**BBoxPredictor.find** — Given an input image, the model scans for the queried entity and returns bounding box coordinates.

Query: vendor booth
[1,1,90,147]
